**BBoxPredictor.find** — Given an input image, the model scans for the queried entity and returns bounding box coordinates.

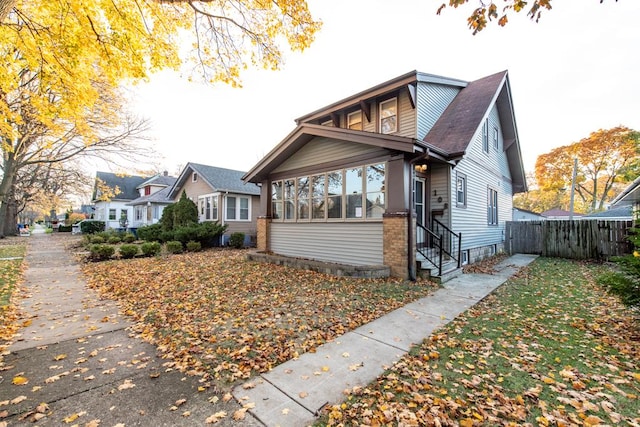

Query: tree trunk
[0,0,15,22]
[0,153,18,237]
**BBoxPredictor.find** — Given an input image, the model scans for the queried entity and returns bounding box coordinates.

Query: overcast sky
[125,0,640,178]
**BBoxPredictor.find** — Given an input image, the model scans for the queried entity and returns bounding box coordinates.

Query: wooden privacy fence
[505,220,634,260]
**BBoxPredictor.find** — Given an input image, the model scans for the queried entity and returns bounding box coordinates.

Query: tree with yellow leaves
[533,126,639,213]
[0,0,320,235]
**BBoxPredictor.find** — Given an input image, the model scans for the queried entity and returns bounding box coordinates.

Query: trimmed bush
[90,235,106,244]
[107,236,121,244]
[137,224,163,242]
[166,241,183,254]
[58,225,72,232]
[141,241,162,257]
[122,233,136,243]
[186,240,202,252]
[89,244,115,261]
[119,244,139,259]
[80,220,105,234]
[173,226,198,245]
[229,232,245,249]
[196,221,228,247]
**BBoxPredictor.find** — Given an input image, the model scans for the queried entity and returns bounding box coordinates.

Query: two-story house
[243,70,527,280]
[92,171,147,230]
[127,172,177,229]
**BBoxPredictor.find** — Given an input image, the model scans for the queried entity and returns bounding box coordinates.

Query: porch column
[256,216,271,252]
[383,211,415,279]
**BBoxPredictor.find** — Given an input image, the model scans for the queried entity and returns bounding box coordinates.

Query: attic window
[380,98,397,134]
[347,111,363,130]
[192,172,198,182]
[482,119,489,153]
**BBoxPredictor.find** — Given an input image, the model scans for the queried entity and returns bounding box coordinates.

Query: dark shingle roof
[93,171,146,201]
[583,205,633,219]
[139,174,176,188]
[171,163,261,198]
[424,71,507,156]
[127,186,174,206]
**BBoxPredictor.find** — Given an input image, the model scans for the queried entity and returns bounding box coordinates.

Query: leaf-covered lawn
[82,249,438,385]
[0,240,26,342]
[321,258,640,426]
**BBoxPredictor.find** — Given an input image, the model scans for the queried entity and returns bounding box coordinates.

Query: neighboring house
[92,172,147,229]
[611,176,640,215]
[127,172,177,228]
[167,163,261,245]
[583,205,633,221]
[540,208,584,220]
[513,207,543,221]
[243,70,527,280]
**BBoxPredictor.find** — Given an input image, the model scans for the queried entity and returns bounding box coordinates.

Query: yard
[81,249,439,384]
[320,258,640,426]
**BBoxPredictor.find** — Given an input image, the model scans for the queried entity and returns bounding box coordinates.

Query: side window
[226,196,236,220]
[108,208,116,220]
[192,172,198,182]
[456,173,467,207]
[482,119,489,153]
[487,188,498,225]
[272,180,283,220]
[379,98,397,134]
[493,127,499,150]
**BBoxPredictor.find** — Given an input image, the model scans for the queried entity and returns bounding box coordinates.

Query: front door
[414,178,426,226]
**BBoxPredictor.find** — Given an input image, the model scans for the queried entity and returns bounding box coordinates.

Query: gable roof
[243,123,422,183]
[611,176,640,207]
[138,173,176,189]
[424,70,527,193]
[92,171,147,202]
[127,186,174,206]
[169,163,261,199]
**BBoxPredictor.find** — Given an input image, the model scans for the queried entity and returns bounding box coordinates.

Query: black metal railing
[431,218,462,269]
[416,222,443,275]
[416,220,462,277]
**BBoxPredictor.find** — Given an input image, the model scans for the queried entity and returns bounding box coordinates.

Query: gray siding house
[92,172,147,229]
[127,172,177,228]
[243,70,527,279]
[168,163,261,245]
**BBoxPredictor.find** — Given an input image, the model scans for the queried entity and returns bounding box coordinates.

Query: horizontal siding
[270,222,383,265]
[429,164,450,227]
[273,137,383,173]
[417,83,460,140]
[397,89,416,137]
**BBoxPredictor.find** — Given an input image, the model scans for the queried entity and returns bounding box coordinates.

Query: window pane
[212,196,218,220]
[345,168,362,194]
[272,202,283,219]
[348,111,362,130]
[312,175,325,220]
[366,164,385,192]
[297,177,309,219]
[327,171,342,196]
[109,209,116,220]
[284,179,295,220]
[366,192,385,218]
[205,197,211,219]
[380,99,397,134]
[227,196,236,220]
[272,181,283,201]
[240,197,249,220]
[328,195,342,219]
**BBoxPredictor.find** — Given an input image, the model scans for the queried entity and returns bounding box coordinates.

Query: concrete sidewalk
[1,234,258,427]
[233,254,538,426]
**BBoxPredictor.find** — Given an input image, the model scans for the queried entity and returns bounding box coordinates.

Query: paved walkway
[233,253,538,426]
[1,233,258,426]
[1,232,537,427]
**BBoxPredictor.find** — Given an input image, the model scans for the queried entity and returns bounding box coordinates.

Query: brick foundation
[256,216,270,252]
[383,211,413,279]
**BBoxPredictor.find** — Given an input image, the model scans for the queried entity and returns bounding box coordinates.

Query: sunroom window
[347,110,363,130]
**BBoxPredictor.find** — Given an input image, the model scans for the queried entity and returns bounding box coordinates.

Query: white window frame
[198,194,219,221]
[270,162,386,223]
[379,98,397,134]
[487,187,498,226]
[456,173,467,208]
[192,172,198,182]
[482,118,489,153]
[108,208,116,221]
[493,126,499,149]
[225,195,251,221]
[347,110,363,130]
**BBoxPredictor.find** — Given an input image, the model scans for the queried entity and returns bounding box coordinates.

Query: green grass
[321,258,640,426]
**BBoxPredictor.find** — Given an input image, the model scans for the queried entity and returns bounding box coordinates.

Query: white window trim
[192,172,198,182]
[456,173,467,208]
[493,126,499,149]
[379,98,397,134]
[198,193,219,221]
[224,195,251,222]
[487,187,498,226]
[482,118,489,153]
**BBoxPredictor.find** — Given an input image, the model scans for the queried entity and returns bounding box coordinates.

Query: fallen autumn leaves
[321,258,640,426]
[82,249,438,386]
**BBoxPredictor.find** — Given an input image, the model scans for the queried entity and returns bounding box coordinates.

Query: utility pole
[569,157,578,220]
